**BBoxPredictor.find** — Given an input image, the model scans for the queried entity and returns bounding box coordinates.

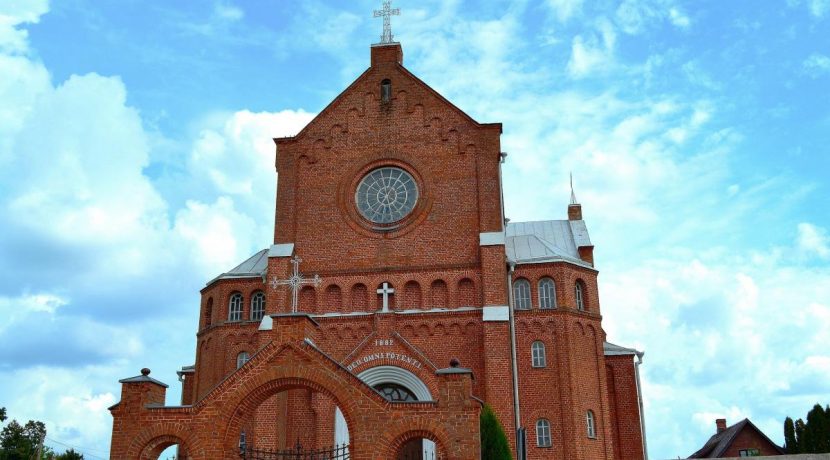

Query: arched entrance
[138,435,187,460]
[334,366,436,459]
[224,377,356,456]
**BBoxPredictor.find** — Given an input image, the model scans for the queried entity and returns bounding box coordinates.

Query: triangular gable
[276,44,501,144]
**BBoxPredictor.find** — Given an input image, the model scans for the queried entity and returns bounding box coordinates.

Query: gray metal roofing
[206,248,268,285]
[505,220,593,267]
[211,219,594,284]
[603,341,642,356]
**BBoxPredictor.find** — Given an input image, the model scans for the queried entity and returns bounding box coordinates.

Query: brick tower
[109,41,646,460]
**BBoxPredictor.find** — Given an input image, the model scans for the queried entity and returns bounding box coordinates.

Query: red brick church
[109,26,647,460]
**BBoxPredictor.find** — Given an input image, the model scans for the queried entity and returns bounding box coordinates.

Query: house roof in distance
[688,418,785,458]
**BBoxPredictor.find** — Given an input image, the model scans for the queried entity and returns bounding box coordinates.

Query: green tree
[806,404,829,453]
[54,448,84,459]
[479,404,512,460]
[1,419,46,459]
[784,416,797,453]
[0,407,6,422]
[795,418,806,453]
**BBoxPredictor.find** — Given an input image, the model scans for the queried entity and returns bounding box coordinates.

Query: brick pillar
[258,313,321,347]
[481,318,516,455]
[435,363,481,460]
[109,369,169,458]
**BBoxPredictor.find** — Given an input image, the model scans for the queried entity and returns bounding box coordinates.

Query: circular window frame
[354,166,419,226]
[340,158,430,237]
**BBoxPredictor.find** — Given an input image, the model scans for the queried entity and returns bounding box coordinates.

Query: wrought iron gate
[238,433,349,460]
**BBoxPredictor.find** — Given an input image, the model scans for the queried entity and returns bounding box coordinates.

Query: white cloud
[797,222,829,258]
[214,1,244,22]
[567,19,616,78]
[0,0,49,54]
[173,197,259,276]
[545,0,584,22]
[809,0,830,17]
[803,53,830,77]
[669,7,691,28]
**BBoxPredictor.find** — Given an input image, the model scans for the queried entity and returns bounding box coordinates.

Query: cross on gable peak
[373,0,401,45]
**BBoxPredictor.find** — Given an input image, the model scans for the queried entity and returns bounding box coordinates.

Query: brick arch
[403,280,422,309]
[351,283,368,310]
[428,279,448,308]
[383,428,449,460]
[127,424,200,459]
[325,284,343,310]
[457,277,476,307]
[299,285,317,312]
[221,376,363,455]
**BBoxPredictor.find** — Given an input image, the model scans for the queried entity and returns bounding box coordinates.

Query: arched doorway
[138,435,188,460]
[334,366,436,459]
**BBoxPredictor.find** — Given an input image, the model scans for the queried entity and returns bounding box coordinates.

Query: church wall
[605,354,645,460]
[150,42,646,460]
[512,262,601,314]
[273,48,503,278]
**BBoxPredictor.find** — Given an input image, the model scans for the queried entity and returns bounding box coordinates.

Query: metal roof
[207,249,269,285]
[505,220,593,268]
[603,341,643,357]
[211,219,595,284]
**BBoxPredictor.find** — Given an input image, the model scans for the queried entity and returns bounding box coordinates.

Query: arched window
[536,419,552,447]
[373,383,417,402]
[236,351,249,369]
[531,341,547,368]
[228,293,243,322]
[575,281,586,311]
[514,278,531,310]
[381,79,392,103]
[586,410,596,438]
[204,297,213,327]
[250,291,265,321]
[539,278,556,309]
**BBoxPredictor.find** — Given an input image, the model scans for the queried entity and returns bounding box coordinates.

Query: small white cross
[376,282,395,312]
[270,255,322,314]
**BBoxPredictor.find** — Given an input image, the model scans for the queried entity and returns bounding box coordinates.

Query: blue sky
[0,0,828,458]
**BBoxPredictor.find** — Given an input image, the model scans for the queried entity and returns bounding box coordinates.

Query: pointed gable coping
[273,46,502,147]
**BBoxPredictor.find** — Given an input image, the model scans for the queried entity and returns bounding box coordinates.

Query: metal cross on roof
[269,255,322,314]
[373,0,400,44]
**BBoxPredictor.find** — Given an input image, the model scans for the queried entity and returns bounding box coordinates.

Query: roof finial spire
[373,1,400,44]
[570,172,579,205]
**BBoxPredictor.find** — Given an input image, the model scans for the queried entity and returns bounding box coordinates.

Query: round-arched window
[539,278,556,309]
[373,383,418,402]
[514,278,531,309]
[250,291,265,321]
[355,167,418,224]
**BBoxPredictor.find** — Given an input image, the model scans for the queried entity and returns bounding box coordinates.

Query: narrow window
[531,341,547,368]
[250,291,265,321]
[539,278,556,309]
[381,79,392,103]
[204,297,213,327]
[575,281,586,311]
[236,351,249,369]
[514,278,531,310]
[587,410,596,438]
[536,419,552,447]
[228,293,243,322]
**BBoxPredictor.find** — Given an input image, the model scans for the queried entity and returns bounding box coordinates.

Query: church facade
[109,42,646,460]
